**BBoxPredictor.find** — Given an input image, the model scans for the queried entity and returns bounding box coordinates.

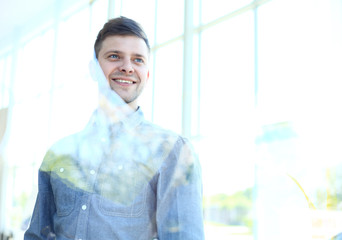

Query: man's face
[98,35,150,110]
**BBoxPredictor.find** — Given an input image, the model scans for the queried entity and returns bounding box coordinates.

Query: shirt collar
[90,106,144,130]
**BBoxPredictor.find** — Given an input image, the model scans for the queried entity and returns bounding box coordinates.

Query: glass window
[5,95,50,167]
[191,33,200,137]
[4,95,51,236]
[155,0,184,44]
[193,0,201,27]
[199,11,255,238]
[200,11,255,137]
[2,0,342,239]
[6,164,37,239]
[153,40,183,134]
[0,54,12,108]
[138,53,155,122]
[12,30,54,103]
[0,57,5,108]
[201,0,252,24]
[120,0,156,47]
[55,7,92,88]
[1,5,95,239]
[256,0,342,239]
[90,0,108,41]
[49,82,97,145]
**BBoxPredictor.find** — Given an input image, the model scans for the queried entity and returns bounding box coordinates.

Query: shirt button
[90,170,96,175]
[82,205,87,210]
[59,168,64,173]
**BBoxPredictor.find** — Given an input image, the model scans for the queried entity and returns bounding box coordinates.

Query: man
[24,17,204,239]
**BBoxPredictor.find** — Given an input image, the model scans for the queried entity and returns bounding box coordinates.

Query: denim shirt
[24,108,205,240]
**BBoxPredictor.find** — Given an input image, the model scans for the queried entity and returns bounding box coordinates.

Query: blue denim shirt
[24,108,204,240]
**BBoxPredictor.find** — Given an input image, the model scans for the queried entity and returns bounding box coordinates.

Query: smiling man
[24,17,205,240]
[94,17,150,111]
[97,35,149,110]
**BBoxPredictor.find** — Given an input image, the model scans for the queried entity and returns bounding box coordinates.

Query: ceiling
[0,0,86,51]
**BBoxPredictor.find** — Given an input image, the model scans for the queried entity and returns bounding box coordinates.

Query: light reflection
[1,0,342,239]
[23,55,204,239]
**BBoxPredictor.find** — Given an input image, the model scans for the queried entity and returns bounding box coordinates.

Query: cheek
[99,62,113,78]
[102,66,111,77]
[138,68,149,82]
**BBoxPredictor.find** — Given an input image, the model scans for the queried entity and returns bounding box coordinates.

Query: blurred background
[1,0,342,239]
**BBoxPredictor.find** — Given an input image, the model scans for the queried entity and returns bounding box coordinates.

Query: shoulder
[137,120,187,148]
[49,129,87,155]
[40,131,84,172]
[137,120,196,161]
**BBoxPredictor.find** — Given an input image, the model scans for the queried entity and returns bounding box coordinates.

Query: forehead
[99,35,149,57]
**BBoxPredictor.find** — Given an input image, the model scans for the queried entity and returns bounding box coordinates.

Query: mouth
[112,78,136,85]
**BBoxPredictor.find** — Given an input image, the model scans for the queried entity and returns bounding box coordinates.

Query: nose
[120,60,134,74]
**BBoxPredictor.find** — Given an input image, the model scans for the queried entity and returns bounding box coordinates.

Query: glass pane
[191,34,200,136]
[90,0,109,43]
[0,57,5,108]
[7,165,37,239]
[5,95,50,166]
[199,11,255,238]
[138,53,155,122]
[55,8,92,88]
[201,0,252,24]
[49,81,97,145]
[2,54,12,108]
[120,0,156,47]
[153,40,183,134]
[156,0,184,44]
[257,0,342,239]
[12,30,54,103]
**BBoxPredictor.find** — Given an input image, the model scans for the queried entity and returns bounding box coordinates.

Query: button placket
[75,195,91,240]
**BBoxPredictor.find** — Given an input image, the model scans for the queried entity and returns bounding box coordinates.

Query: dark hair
[94,16,150,58]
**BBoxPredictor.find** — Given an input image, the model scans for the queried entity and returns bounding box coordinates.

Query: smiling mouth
[113,79,135,84]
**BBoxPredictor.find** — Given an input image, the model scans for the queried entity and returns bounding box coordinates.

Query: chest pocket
[51,171,76,217]
[50,157,88,217]
[50,153,93,216]
[97,159,150,217]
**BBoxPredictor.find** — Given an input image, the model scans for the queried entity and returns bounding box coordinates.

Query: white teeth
[115,79,133,84]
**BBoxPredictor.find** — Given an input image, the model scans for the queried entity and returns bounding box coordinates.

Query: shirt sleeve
[156,137,205,240]
[24,169,57,240]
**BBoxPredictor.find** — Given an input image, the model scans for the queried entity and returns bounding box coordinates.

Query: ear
[147,71,150,82]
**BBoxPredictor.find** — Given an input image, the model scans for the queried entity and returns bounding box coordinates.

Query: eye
[108,54,119,59]
[134,58,144,63]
